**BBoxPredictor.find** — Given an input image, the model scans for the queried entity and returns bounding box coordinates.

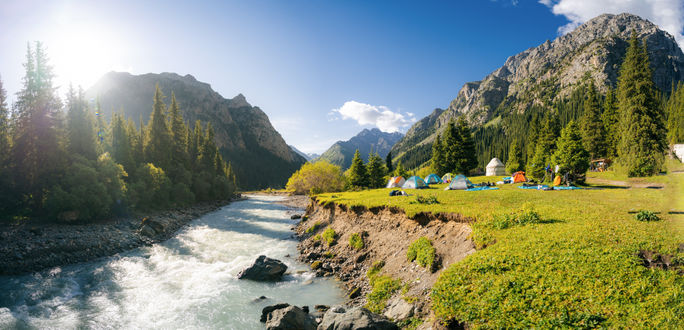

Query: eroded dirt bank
[296,198,476,325]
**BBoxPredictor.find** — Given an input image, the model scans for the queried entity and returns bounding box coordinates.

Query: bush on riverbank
[406,237,435,270]
[349,233,364,250]
[286,161,346,195]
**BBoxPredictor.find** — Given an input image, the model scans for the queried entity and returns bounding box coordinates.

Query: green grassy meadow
[315,171,683,328]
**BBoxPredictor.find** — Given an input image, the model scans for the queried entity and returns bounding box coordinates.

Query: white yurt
[486,158,505,176]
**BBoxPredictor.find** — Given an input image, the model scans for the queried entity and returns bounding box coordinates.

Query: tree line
[0,42,237,222]
[434,33,679,180]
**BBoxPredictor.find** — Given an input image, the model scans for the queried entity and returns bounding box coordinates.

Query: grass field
[315,169,683,328]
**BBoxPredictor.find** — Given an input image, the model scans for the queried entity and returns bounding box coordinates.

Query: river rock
[238,255,288,281]
[266,305,317,330]
[383,298,415,321]
[291,214,302,220]
[318,306,398,330]
[261,303,290,322]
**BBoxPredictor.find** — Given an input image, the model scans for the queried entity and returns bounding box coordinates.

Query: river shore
[0,199,237,275]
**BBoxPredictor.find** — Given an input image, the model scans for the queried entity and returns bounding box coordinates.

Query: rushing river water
[0,195,344,329]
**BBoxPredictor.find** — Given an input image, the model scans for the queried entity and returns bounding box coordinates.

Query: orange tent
[512,171,527,183]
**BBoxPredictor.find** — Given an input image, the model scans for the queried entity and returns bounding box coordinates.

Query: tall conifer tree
[348,149,369,187]
[616,34,667,176]
[66,85,97,160]
[385,151,393,173]
[455,117,477,174]
[580,82,606,159]
[430,134,447,176]
[602,87,620,158]
[145,85,173,169]
[505,138,523,174]
[366,152,386,188]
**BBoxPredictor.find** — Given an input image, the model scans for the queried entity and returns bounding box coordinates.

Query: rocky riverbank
[0,199,236,275]
[295,197,476,327]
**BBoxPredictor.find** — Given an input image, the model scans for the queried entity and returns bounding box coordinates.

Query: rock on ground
[266,305,317,330]
[384,298,415,321]
[238,255,288,281]
[318,306,398,330]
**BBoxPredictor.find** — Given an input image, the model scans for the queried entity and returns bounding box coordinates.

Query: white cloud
[539,0,684,47]
[329,101,416,133]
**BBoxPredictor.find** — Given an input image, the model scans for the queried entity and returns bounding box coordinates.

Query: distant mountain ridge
[86,72,306,189]
[318,128,403,169]
[289,145,319,162]
[390,13,684,169]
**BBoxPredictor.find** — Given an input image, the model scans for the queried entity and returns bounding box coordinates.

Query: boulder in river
[266,305,317,330]
[290,214,302,220]
[238,255,288,281]
[318,306,398,330]
[261,303,290,322]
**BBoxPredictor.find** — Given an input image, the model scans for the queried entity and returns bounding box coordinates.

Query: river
[0,195,344,329]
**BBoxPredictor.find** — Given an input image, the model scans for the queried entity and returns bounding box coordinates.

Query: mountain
[391,13,684,169]
[86,72,306,189]
[318,128,403,169]
[289,145,319,162]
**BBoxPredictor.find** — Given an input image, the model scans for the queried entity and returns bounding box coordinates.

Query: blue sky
[1,0,682,153]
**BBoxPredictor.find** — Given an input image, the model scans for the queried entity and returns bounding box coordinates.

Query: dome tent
[386,176,406,188]
[445,174,473,190]
[441,173,454,183]
[424,174,442,184]
[486,158,505,176]
[402,176,428,189]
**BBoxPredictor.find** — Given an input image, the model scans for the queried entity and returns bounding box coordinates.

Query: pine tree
[66,85,97,160]
[666,81,684,145]
[385,151,393,173]
[0,75,9,167]
[110,112,134,173]
[602,87,620,158]
[528,114,559,180]
[366,153,387,188]
[348,149,369,187]
[616,34,667,176]
[505,138,523,174]
[189,120,204,170]
[200,122,218,172]
[11,42,65,208]
[394,160,408,178]
[526,112,541,164]
[455,117,477,175]
[442,119,462,174]
[145,84,173,169]
[580,82,606,159]
[168,92,189,166]
[430,134,447,176]
[552,121,589,182]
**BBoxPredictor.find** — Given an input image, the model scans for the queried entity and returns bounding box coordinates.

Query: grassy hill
[314,164,683,328]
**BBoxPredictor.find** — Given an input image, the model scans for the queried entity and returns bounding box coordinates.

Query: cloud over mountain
[330,101,416,133]
[540,0,684,47]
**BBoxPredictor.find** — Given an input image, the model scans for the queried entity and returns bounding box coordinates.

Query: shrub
[311,260,321,270]
[322,227,337,246]
[286,161,346,195]
[365,275,401,314]
[410,195,439,205]
[349,233,364,250]
[487,204,542,229]
[306,222,321,234]
[407,237,436,270]
[367,260,385,281]
[635,210,660,222]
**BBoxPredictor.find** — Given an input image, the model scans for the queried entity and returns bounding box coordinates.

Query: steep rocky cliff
[391,13,684,168]
[86,72,305,189]
[318,128,403,169]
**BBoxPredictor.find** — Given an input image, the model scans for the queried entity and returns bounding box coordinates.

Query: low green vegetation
[409,195,439,205]
[305,222,321,234]
[634,210,660,222]
[365,261,402,314]
[310,260,321,270]
[407,237,436,270]
[366,260,385,280]
[321,227,337,246]
[317,171,683,328]
[349,233,364,250]
[397,318,424,330]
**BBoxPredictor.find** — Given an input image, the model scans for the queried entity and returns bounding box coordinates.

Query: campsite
[312,162,683,328]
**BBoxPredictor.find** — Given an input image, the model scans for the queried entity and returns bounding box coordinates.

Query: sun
[47,24,123,93]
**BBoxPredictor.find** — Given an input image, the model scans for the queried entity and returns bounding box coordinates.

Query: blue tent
[424,174,442,184]
[402,176,428,189]
[445,175,473,190]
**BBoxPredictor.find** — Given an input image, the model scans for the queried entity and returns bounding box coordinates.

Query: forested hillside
[391,13,684,171]
[318,128,402,169]
[0,43,236,222]
[86,72,306,189]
